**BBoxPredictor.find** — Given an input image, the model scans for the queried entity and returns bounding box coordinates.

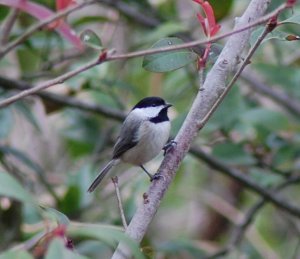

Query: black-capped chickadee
[88,96,172,192]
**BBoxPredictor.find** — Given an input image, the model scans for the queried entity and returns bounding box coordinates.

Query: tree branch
[112,177,128,230]
[0,8,19,45]
[0,3,288,109]
[0,76,125,121]
[111,0,287,258]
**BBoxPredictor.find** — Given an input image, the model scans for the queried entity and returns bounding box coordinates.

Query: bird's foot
[150,172,166,182]
[163,140,177,156]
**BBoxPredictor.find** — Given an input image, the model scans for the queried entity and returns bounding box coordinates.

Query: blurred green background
[0,0,300,258]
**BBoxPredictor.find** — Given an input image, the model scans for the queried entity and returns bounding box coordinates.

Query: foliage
[0,0,300,258]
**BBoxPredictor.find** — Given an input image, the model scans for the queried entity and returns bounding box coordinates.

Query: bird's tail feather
[88,159,119,192]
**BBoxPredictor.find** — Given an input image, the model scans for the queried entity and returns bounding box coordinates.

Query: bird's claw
[163,140,177,156]
[150,173,166,182]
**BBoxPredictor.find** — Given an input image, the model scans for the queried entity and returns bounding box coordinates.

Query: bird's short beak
[165,103,172,108]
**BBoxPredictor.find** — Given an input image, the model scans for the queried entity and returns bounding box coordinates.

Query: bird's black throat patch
[150,107,169,123]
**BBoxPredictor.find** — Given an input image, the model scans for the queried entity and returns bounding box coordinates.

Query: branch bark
[111,0,276,258]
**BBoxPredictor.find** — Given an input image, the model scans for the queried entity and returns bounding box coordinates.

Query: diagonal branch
[0,8,19,45]
[0,76,125,120]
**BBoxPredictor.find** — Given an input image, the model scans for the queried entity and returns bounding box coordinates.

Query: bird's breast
[121,120,170,165]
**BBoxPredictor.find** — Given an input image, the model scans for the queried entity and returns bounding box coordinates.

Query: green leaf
[0,250,34,259]
[207,87,246,132]
[16,48,40,73]
[253,63,300,98]
[281,14,300,25]
[0,6,10,22]
[212,142,256,166]
[209,0,234,20]
[58,185,81,215]
[80,29,103,50]
[242,108,290,132]
[41,206,70,226]
[158,239,206,257]
[68,223,145,259]
[0,172,36,204]
[45,238,88,259]
[142,37,198,73]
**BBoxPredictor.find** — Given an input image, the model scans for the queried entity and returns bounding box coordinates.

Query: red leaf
[0,0,83,50]
[56,0,76,10]
[286,0,297,7]
[192,0,220,37]
[48,0,76,29]
[196,13,208,36]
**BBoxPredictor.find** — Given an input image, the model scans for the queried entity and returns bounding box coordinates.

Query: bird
[87,96,172,192]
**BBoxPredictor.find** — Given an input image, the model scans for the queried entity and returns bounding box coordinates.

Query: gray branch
[0,76,125,121]
[112,0,272,258]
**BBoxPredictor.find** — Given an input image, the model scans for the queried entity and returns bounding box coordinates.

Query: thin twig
[112,177,128,230]
[41,51,85,71]
[0,3,289,109]
[0,59,100,108]
[0,0,97,59]
[0,76,125,121]
[0,8,19,45]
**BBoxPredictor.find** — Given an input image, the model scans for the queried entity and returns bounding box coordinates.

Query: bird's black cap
[132,96,167,110]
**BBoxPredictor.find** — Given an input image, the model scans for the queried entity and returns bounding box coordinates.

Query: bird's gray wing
[112,114,142,159]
